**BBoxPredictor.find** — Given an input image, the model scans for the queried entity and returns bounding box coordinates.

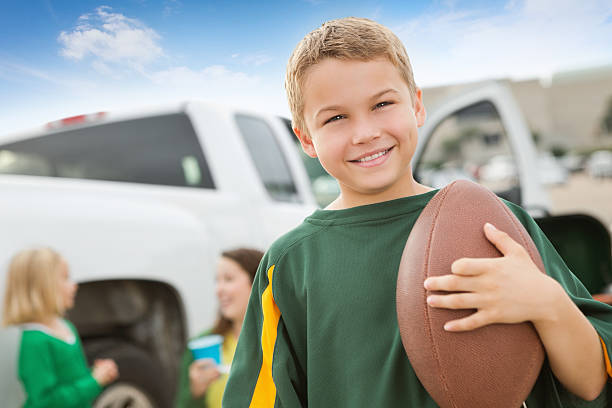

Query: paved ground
[547,173,612,232]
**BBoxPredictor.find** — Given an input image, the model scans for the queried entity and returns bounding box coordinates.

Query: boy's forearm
[533,281,608,401]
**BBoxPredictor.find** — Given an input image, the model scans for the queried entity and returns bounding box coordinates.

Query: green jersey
[223,190,611,407]
[18,319,101,408]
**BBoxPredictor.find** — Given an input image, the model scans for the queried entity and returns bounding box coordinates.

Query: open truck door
[414,82,612,297]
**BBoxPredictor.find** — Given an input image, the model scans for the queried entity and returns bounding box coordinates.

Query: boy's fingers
[451,257,498,276]
[483,223,522,256]
[443,310,492,332]
[424,274,478,292]
[427,292,481,310]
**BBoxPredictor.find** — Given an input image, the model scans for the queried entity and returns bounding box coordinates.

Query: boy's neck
[327,178,433,210]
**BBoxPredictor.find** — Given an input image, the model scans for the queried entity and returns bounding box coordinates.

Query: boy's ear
[414,88,427,127]
[294,127,318,158]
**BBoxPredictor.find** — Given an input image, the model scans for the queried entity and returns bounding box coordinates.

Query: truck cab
[0,102,316,407]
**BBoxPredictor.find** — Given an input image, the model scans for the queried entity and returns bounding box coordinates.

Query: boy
[223,17,612,407]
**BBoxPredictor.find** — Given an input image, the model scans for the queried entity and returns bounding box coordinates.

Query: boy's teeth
[358,149,387,162]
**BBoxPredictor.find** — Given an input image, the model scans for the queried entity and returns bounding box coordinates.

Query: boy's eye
[323,114,345,125]
[374,101,392,110]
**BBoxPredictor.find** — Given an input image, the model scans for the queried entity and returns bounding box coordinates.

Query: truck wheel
[93,383,155,408]
[91,342,172,408]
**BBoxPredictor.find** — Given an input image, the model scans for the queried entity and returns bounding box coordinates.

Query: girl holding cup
[175,247,263,408]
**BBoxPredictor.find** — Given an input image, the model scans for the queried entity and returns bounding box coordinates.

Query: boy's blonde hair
[285,17,417,138]
[2,247,67,326]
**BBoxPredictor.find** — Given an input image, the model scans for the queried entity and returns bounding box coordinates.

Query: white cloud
[395,0,612,86]
[227,53,272,66]
[0,60,98,89]
[148,65,259,87]
[58,6,163,70]
[369,6,382,21]
[240,54,273,67]
[163,0,182,17]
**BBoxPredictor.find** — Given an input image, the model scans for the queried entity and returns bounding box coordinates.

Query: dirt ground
[546,173,612,231]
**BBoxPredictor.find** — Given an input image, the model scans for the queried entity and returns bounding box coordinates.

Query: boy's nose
[351,120,381,144]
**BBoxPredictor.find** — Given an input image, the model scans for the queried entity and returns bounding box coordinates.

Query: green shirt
[223,190,612,407]
[18,319,101,408]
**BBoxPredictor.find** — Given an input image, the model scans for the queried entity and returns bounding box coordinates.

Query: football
[396,180,545,408]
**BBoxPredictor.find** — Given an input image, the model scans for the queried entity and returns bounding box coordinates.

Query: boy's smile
[297,57,428,208]
[349,145,393,165]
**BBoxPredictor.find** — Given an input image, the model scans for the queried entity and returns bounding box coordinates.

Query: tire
[90,341,172,408]
[94,383,156,408]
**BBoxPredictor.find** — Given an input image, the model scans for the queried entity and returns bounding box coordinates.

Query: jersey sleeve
[18,333,102,408]
[223,252,307,407]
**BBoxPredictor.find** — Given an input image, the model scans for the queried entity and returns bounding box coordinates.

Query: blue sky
[1,0,611,137]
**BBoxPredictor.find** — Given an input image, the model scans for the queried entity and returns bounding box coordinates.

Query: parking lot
[547,172,612,231]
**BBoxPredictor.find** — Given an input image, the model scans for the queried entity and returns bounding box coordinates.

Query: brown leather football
[396,180,545,408]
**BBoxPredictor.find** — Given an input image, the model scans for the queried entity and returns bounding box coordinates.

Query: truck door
[234,114,317,244]
[414,82,612,295]
[414,82,550,214]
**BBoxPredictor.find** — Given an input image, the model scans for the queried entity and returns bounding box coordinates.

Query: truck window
[281,118,339,208]
[415,101,521,204]
[0,113,215,189]
[235,114,300,203]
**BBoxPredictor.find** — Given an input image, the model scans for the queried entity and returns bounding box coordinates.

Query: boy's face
[297,57,426,206]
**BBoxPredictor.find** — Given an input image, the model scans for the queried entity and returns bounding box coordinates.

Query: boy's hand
[424,223,564,332]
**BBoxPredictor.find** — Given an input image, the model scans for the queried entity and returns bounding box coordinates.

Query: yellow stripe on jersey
[250,265,280,407]
[600,336,612,378]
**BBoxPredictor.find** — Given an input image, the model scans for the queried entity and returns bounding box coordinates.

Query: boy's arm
[223,257,306,407]
[426,220,611,402]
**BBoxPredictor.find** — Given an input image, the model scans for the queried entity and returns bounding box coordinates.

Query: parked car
[479,155,518,183]
[420,164,476,189]
[586,150,612,179]
[560,153,586,173]
[537,152,568,186]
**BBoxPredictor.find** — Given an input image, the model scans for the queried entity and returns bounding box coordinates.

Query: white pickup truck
[0,102,317,407]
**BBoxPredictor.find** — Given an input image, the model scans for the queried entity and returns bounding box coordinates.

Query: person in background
[175,247,264,408]
[2,247,118,407]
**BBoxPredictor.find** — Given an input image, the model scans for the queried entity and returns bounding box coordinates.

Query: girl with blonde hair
[2,247,118,407]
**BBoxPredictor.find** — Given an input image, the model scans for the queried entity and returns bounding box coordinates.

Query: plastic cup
[188,335,223,365]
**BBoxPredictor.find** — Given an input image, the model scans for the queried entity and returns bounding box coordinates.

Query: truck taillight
[46,112,106,129]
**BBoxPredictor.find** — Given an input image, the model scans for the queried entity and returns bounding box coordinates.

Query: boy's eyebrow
[371,88,400,100]
[314,88,400,120]
[314,105,342,121]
